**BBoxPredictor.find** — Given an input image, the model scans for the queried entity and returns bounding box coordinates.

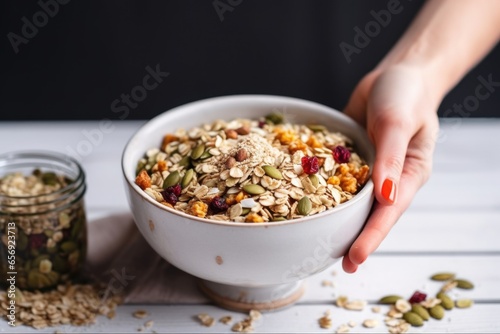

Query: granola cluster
[135,113,370,222]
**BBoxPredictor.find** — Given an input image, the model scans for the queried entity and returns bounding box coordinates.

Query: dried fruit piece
[301,156,319,174]
[333,146,351,164]
[161,192,178,205]
[454,278,474,290]
[403,312,424,327]
[378,295,403,305]
[409,291,427,304]
[166,184,182,197]
[436,292,454,310]
[135,169,151,190]
[210,196,228,213]
[430,272,456,281]
[429,304,445,320]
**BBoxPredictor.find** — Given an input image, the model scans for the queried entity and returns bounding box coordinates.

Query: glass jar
[0,151,87,290]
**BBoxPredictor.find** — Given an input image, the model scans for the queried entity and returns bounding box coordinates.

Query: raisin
[301,156,319,174]
[166,184,182,197]
[29,234,47,250]
[209,196,228,213]
[161,191,178,205]
[333,145,351,164]
[409,291,427,304]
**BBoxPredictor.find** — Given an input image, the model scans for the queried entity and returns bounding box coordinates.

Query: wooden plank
[3,303,500,333]
[377,210,500,252]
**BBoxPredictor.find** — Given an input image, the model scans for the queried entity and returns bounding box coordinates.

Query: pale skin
[342,0,500,273]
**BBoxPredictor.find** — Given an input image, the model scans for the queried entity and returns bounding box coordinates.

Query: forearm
[377,0,500,101]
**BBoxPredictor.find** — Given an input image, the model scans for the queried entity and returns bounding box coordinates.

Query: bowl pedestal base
[199,279,305,312]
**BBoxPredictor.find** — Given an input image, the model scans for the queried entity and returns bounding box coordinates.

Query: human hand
[342,64,440,273]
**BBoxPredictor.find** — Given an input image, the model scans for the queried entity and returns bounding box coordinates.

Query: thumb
[370,116,411,205]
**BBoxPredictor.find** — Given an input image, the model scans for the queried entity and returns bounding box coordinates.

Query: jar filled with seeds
[0,152,87,290]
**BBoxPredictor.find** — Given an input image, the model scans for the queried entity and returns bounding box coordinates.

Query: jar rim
[0,150,86,201]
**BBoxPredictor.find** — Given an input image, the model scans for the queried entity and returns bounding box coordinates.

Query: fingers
[369,116,412,206]
[342,135,434,273]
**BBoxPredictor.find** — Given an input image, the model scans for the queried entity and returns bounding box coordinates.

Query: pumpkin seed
[41,172,58,186]
[429,305,445,320]
[455,299,473,308]
[262,165,283,180]
[431,272,456,281]
[191,144,205,160]
[307,124,327,132]
[199,151,212,160]
[272,217,286,222]
[437,292,454,310]
[454,278,474,290]
[403,312,424,327]
[411,304,430,321]
[181,169,194,188]
[378,295,403,305]
[309,174,319,188]
[60,241,77,253]
[243,184,266,195]
[297,196,312,216]
[163,171,180,188]
[178,155,191,167]
[265,112,284,124]
[241,208,251,215]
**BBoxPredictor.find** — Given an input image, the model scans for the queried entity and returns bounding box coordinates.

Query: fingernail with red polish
[381,178,396,204]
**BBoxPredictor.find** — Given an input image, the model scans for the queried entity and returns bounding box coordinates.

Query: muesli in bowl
[122,95,374,311]
[135,113,370,223]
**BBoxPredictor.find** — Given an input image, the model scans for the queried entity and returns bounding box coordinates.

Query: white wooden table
[1,119,499,333]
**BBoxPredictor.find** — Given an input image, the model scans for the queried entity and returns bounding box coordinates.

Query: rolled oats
[0,283,121,329]
[136,115,370,222]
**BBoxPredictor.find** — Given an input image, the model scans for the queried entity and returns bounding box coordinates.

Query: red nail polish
[381,178,396,204]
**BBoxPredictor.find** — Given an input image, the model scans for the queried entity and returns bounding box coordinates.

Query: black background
[1,0,499,120]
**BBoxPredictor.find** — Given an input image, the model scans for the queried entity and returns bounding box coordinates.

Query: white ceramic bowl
[122,95,374,311]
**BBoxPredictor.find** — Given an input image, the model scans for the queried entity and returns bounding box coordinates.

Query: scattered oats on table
[0,283,122,330]
[135,114,370,223]
[133,310,149,319]
[318,311,332,329]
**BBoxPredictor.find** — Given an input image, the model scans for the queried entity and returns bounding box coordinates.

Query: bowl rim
[122,94,374,227]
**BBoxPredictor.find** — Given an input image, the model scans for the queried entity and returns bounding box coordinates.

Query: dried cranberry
[161,191,178,205]
[166,184,182,197]
[301,156,319,174]
[210,196,228,213]
[409,291,427,304]
[258,120,266,128]
[29,233,47,250]
[333,145,351,164]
